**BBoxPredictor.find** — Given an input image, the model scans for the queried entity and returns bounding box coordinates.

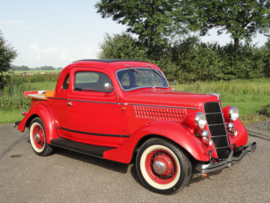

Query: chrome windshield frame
[115,67,170,92]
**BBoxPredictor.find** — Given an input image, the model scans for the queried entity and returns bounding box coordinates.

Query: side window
[118,70,132,88]
[120,72,130,86]
[74,71,113,92]
[62,74,69,89]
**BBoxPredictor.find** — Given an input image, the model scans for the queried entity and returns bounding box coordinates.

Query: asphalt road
[0,124,269,203]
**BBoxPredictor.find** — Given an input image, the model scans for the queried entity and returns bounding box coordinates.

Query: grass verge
[1,79,270,124]
[0,110,25,124]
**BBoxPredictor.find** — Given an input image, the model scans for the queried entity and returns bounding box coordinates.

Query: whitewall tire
[136,138,192,194]
[29,117,53,156]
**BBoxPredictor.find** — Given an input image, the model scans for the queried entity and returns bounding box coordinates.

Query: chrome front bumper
[201,142,257,175]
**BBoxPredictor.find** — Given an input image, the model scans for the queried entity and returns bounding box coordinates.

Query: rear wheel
[136,138,192,194]
[29,117,53,156]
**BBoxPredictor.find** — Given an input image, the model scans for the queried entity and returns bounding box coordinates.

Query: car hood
[123,89,219,109]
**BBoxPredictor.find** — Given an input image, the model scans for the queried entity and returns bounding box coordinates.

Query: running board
[50,137,115,158]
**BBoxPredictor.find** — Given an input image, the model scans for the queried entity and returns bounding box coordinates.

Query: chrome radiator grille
[204,102,231,159]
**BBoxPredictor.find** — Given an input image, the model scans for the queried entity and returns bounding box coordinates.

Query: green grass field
[0,110,25,124]
[172,78,270,123]
[1,78,270,124]
[13,70,61,74]
[30,81,57,90]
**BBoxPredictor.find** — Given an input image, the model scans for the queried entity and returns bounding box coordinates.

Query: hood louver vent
[134,106,186,122]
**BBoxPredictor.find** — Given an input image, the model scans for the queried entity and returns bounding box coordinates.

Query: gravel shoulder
[245,120,270,141]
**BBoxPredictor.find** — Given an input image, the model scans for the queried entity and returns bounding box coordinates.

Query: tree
[97,32,147,60]
[12,65,29,71]
[95,0,189,57]
[189,0,270,53]
[0,31,18,89]
[40,66,54,70]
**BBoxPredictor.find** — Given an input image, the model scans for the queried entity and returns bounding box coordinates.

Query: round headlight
[195,112,207,129]
[229,106,239,121]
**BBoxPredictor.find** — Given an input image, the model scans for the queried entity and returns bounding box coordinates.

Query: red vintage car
[15,59,256,194]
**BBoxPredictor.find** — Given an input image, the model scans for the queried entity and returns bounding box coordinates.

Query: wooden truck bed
[24,90,55,100]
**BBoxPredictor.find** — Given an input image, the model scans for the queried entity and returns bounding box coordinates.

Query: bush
[98,32,270,83]
[10,74,59,83]
[258,104,270,117]
[0,83,31,111]
[161,36,224,83]
[97,32,148,60]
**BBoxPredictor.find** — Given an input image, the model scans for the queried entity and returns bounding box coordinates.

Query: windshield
[116,68,169,91]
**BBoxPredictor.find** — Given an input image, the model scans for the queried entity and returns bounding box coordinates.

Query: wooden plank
[26,90,55,100]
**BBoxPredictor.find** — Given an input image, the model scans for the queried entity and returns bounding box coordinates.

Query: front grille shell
[204,102,231,159]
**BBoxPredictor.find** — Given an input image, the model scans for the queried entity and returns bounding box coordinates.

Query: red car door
[67,67,122,147]
[50,72,71,139]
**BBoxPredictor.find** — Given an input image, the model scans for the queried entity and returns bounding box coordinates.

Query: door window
[74,71,113,92]
[62,74,69,89]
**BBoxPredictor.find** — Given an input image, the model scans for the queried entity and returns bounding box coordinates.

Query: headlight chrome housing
[234,129,238,137]
[195,112,207,129]
[229,106,239,121]
[200,130,209,137]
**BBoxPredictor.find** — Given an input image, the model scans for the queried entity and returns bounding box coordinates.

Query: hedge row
[98,33,270,83]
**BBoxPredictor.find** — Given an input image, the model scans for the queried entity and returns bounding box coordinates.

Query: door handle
[67,102,73,106]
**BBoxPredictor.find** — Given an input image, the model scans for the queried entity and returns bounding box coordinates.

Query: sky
[0,0,268,68]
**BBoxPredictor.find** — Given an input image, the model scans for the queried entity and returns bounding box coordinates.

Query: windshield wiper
[126,64,146,76]
[147,64,166,79]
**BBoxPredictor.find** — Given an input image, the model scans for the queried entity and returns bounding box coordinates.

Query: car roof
[72,59,148,63]
[64,59,162,75]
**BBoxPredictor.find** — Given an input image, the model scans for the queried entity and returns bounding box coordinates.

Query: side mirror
[104,83,113,91]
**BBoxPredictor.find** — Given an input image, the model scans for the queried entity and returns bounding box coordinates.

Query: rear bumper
[14,121,21,128]
[201,142,257,175]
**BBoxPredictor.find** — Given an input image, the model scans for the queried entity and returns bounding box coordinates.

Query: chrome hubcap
[34,133,40,142]
[153,161,165,174]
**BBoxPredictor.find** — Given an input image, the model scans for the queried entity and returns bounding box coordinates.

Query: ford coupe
[15,59,256,194]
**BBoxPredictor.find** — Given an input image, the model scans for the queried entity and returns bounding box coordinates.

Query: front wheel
[136,138,192,194]
[29,117,54,156]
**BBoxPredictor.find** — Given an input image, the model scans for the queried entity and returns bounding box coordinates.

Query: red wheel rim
[32,125,45,149]
[145,149,177,184]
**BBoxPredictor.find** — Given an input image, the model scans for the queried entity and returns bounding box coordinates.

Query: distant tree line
[98,33,270,83]
[12,65,63,71]
[95,0,270,82]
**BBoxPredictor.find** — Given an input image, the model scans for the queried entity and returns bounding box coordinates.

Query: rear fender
[18,104,58,144]
[104,120,210,163]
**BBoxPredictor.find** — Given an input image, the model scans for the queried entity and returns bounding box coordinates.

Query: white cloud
[27,44,95,67]
[0,20,31,28]
[30,44,39,52]
[60,46,95,62]
[30,45,58,59]
[42,47,58,54]
[60,50,75,61]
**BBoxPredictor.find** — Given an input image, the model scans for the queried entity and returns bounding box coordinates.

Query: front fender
[18,104,59,144]
[228,119,248,148]
[104,120,210,163]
